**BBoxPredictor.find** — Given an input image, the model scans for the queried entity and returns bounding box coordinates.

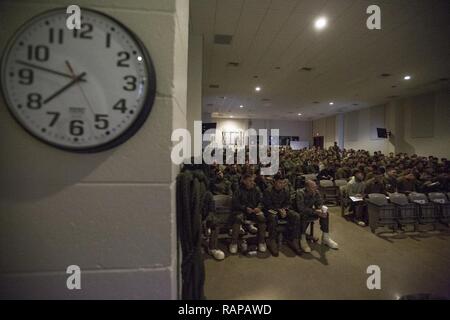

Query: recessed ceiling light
[404,75,411,80]
[255,86,261,92]
[298,113,302,116]
[329,102,334,105]
[240,105,244,108]
[314,17,327,30]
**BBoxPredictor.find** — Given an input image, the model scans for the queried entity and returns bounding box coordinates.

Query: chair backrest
[213,195,232,208]
[428,192,448,204]
[319,180,334,187]
[303,174,318,182]
[334,179,348,187]
[408,192,429,204]
[389,193,409,205]
[368,193,388,205]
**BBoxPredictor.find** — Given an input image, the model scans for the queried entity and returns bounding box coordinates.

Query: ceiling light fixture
[255,86,261,92]
[298,113,302,116]
[404,75,411,80]
[240,105,244,108]
[329,102,334,105]
[314,17,327,30]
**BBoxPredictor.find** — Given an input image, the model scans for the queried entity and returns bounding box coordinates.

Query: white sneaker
[357,221,366,227]
[229,243,238,254]
[300,237,311,253]
[209,249,225,261]
[258,242,267,253]
[322,233,339,249]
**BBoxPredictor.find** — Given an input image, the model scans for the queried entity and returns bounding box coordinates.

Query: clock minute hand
[43,72,87,105]
[16,60,87,82]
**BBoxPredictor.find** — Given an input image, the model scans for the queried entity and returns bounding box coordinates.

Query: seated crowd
[200,143,450,261]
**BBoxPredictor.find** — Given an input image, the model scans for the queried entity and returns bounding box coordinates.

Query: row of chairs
[367,192,450,233]
[210,194,317,249]
[290,174,346,207]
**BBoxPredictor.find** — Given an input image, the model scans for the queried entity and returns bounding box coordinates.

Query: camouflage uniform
[263,186,300,241]
[295,189,329,234]
[231,185,266,244]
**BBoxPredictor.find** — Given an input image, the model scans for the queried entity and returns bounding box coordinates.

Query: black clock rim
[0,7,157,154]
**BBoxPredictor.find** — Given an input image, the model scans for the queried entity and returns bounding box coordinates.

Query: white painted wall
[313,90,450,158]
[391,91,450,158]
[186,34,202,157]
[211,118,312,146]
[0,0,189,299]
[313,116,336,148]
[249,119,312,144]
[343,106,388,153]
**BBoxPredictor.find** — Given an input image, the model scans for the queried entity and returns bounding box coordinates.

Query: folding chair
[334,179,348,207]
[367,193,397,233]
[302,174,318,183]
[390,193,418,231]
[428,192,450,225]
[319,180,339,206]
[408,192,437,228]
[339,186,352,217]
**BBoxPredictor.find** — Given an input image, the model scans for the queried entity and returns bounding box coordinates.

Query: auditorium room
[185,0,450,300]
[0,0,449,301]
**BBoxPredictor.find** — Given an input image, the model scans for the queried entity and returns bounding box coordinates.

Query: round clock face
[1,8,156,152]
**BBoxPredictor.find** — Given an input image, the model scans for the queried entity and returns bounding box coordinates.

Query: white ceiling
[189,0,450,120]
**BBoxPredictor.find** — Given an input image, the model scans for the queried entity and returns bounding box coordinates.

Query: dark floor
[204,207,450,300]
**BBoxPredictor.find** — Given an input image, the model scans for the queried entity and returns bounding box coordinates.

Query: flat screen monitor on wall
[377,128,388,138]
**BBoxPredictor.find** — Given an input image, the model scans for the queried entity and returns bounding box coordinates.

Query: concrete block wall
[0,0,189,299]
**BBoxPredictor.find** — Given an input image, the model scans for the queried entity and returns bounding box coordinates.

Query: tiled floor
[204,207,450,299]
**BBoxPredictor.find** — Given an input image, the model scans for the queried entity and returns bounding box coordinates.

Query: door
[313,136,324,149]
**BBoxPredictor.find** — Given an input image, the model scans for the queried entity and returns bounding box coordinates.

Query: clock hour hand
[15,60,87,82]
[43,72,87,104]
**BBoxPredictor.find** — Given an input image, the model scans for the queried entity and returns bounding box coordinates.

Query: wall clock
[0,8,156,152]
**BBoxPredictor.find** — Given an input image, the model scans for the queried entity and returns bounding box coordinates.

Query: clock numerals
[46,111,60,127]
[27,93,42,109]
[69,120,84,136]
[27,45,49,62]
[2,9,155,151]
[106,33,111,48]
[73,23,93,39]
[113,99,127,113]
[49,28,64,44]
[18,68,34,85]
[123,75,137,91]
[117,51,130,67]
[94,114,109,130]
